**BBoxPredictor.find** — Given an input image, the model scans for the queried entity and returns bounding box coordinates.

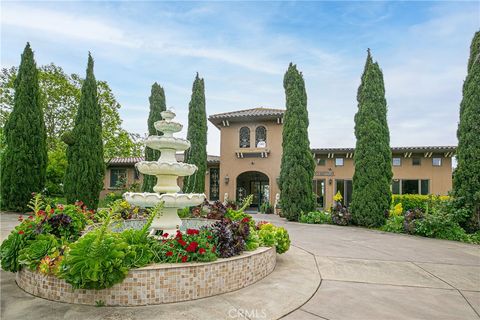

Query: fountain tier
[124,109,205,237]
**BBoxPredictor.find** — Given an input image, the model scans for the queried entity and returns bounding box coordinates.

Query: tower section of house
[209,108,285,208]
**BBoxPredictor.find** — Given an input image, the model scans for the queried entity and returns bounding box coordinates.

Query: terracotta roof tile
[209,107,285,121]
[107,154,220,166]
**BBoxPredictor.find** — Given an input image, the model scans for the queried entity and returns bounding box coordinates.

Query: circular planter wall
[16,246,276,306]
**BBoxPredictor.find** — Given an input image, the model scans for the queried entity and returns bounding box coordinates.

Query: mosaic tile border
[16,246,276,306]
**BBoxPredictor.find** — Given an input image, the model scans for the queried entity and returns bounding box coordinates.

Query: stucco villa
[102,107,456,210]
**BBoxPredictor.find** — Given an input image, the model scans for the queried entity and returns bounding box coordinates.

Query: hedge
[392,195,450,212]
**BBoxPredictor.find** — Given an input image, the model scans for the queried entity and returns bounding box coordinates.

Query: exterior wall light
[224,175,230,185]
[328,178,333,185]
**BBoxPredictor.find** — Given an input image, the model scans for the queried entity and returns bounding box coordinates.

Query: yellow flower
[333,191,343,202]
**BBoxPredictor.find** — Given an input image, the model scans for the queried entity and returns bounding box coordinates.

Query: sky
[1,1,479,156]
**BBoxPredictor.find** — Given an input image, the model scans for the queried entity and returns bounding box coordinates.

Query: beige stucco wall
[314,154,453,209]
[218,121,283,205]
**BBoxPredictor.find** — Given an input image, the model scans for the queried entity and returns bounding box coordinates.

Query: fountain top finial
[161,109,175,121]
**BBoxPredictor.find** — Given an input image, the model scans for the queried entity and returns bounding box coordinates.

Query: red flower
[181,256,188,263]
[169,243,174,248]
[18,216,23,222]
[49,208,54,214]
[28,216,33,220]
[186,228,199,235]
[75,201,84,207]
[241,217,251,223]
[166,251,173,257]
[207,235,212,239]
[57,204,64,210]
[185,241,199,253]
[37,210,46,216]
[211,245,216,253]
[18,230,24,235]
[175,231,183,239]
[177,239,187,247]
[199,248,206,255]
[162,233,169,238]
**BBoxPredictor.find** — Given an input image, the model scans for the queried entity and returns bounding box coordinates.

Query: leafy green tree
[184,73,207,194]
[142,83,166,192]
[64,54,104,209]
[453,31,480,232]
[0,64,140,157]
[351,50,392,227]
[279,63,315,221]
[0,43,48,211]
[45,148,68,196]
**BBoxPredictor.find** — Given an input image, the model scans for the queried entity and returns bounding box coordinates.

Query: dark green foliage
[64,54,104,209]
[351,50,392,227]
[0,230,30,272]
[184,73,207,193]
[1,43,47,211]
[380,215,405,233]
[453,31,480,232]
[279,63,315,221]
[142,83,166,192]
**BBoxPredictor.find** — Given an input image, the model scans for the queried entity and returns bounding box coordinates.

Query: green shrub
[380,215,404,233]
[245,228,260,251]
[392,195,450,212]
[259,202,273,214]
[59,211,129,289]
[18,234,61,271]
[299,211,332,224]
[415,210,471,242]
[258,223,290,254]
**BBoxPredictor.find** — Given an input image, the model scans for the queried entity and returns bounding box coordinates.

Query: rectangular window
[335,179,352,206]
[392,180,400,195]
[317,158,326,166]
[209,168,220,201]
[402,179,419,194]
[335,179,345,205]
[312,179,325,208]
[392,157,401,166]
[412,157,421,166]
[432,158,442,166]
[110,168,127,188]
[335,158,344,166]
[421,180,429,195]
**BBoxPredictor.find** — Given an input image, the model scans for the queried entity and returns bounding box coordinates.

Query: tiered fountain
[123,109,205,237]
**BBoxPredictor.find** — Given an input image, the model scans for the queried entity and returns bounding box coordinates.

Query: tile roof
[209,107,285,126]
[107,154,220,166]
[312,146,457,154]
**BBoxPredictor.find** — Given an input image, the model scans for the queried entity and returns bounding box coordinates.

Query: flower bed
[16,246,276,306]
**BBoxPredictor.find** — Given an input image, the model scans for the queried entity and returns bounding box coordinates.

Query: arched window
[255,126,267,148]
[239,127,250,148]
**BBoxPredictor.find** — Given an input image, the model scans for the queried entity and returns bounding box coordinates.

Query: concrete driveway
[1,212,479,320]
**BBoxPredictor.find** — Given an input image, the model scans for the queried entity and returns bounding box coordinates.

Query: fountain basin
[145,135,190,151]
[124,192,205,208]
[16,247,276,306]
[136,161,197,176]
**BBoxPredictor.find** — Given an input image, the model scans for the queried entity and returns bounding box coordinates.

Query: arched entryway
[236,171,270,209]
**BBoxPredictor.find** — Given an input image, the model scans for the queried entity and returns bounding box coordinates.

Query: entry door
[250,181,268,207]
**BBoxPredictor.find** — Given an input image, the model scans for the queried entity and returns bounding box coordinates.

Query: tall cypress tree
[142,83,166,192]
[351,50,392,227]
[184,73,207,193]
[0,43,47,211]
[64,53,104,209]
[453,31,480,232]
[279,63,315,221]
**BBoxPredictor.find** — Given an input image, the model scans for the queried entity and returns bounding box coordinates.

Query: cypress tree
[183,73,207,194]
[279,63,315,221]
[0,43,47,211]
[453,31,480,232]
[142,83,166,192]
[351,50,392,227]
[64,53,104,209]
